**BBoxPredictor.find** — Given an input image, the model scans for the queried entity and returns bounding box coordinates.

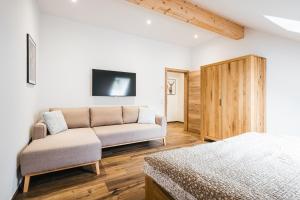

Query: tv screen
[92,69,136,96]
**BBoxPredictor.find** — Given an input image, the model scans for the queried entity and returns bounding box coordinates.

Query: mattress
[144,133,300,200]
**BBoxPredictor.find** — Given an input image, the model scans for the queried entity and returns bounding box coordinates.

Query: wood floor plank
[14,122,202,200]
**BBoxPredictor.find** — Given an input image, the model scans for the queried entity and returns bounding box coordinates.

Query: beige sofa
[20,106,166,192]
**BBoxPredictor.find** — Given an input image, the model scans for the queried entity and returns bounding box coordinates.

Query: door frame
[165,67,189,131]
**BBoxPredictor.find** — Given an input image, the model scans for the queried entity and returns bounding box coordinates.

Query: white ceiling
[37,0,300,47]
[37,0,218,47]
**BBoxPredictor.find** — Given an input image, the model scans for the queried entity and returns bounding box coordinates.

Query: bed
[144,133,300,200]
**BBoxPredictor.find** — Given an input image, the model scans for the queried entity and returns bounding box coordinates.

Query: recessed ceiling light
[146,20,152,25]
[265,15,300,33]
[71,0,77,3]
[194,34,199,39]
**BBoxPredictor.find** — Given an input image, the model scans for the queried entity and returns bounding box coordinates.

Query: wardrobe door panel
[221,59,251,139]
[201,65,222,140]
[250,56,266,132]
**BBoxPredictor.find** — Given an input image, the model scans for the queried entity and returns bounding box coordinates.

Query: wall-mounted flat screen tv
[92,69,136,96]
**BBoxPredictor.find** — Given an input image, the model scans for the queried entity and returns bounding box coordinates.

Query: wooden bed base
[145,175,174,200]
[23,161,100,193]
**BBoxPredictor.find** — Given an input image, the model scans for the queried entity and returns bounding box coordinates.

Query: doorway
[165,68,189,131]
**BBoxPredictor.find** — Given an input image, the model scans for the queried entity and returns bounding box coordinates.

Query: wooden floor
[14,122,202,200]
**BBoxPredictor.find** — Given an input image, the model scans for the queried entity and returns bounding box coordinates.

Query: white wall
[38,15,191,114]
[191,28,300,136]
[167,72,184,122]
[0,0,40,199]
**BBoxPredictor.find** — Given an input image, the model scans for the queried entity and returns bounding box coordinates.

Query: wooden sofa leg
[23,176,30,193]
[95,161,100,175]
[163,137,166,146]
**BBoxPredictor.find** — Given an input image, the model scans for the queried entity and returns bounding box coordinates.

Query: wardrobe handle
[219,99,222,106]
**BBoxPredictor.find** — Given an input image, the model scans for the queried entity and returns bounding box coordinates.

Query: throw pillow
[138,107,156,124]
[43,111,68,135]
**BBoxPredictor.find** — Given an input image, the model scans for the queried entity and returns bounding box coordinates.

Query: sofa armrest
[32,120,47,140]
[155,115,167,135]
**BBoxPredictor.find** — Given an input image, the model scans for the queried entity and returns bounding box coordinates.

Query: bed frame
[145,175,174,200]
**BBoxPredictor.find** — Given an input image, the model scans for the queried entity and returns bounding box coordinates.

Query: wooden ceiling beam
[127,0,244,40]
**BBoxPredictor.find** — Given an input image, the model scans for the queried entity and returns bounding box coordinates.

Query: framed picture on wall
[27,33,36,85]
[167,79,176,95]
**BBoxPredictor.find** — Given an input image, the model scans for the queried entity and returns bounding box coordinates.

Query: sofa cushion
[93,123,164,147]
[123,106,139,124]
[50,107,90,129]
[90,106,123,127]
[20,128,101,176]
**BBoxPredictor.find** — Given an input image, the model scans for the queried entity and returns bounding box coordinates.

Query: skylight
[265,15,300,33]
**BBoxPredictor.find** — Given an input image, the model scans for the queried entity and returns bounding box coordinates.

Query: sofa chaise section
[20,128,101,192]
[20,108,102,193]
[20,128,101,175]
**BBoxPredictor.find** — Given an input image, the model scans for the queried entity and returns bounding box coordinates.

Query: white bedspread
[144,133,300,200]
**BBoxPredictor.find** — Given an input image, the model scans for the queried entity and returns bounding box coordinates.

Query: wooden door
[201,65,222,140]
[188,71,201,133]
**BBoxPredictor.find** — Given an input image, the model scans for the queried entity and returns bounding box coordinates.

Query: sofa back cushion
[90,106,123,127]
[49,107,90,128]
[123,106,139,124]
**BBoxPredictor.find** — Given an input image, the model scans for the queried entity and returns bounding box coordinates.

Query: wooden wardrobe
[200,55,266,141]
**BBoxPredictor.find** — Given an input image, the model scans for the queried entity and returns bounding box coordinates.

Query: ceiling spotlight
[194,34,199,39]
[146,20,152,25]
[71,0,77,3]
